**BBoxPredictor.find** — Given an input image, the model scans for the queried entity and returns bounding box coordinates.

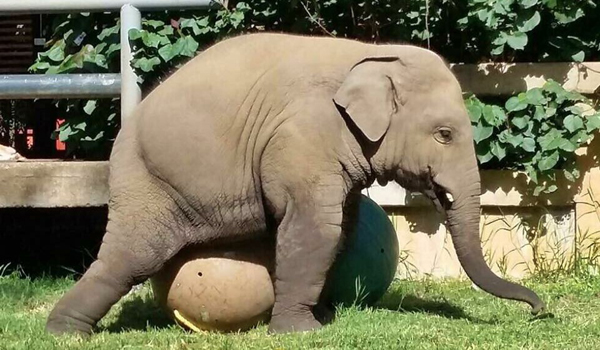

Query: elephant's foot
[45,259,133,337]
[268,314,322,334]
[268,304,322,333]
[46,305,94,337]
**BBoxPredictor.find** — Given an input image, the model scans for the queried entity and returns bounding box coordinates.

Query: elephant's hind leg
[46,161,193,336]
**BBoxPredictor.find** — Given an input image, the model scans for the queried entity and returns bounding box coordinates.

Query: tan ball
[151,240,275,332]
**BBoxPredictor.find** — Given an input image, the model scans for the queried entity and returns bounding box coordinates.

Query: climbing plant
[30,0,600,170]
[467,80,600,195]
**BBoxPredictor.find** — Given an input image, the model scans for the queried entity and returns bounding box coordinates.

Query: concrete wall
[1,61,599,279]
[382,61,600,279]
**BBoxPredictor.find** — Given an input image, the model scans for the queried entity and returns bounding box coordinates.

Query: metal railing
[0,74,121,99]
[0,0,216,122]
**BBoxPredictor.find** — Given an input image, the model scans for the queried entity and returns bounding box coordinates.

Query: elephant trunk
[442,168,545,314]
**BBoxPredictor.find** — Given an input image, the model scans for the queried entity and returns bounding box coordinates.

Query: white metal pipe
[0,0,216,14]
[120,4,142,122]
[0,74,121,99]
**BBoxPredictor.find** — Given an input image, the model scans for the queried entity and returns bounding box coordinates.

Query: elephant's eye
[434,127,453,144]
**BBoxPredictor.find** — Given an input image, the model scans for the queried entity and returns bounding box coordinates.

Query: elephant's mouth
[423,170,454,213]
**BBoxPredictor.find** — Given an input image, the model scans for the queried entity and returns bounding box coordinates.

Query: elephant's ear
[334,57,401,142]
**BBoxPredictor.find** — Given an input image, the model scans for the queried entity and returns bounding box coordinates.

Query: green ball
[323,194,399,307]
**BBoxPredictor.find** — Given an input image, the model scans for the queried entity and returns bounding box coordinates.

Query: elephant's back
[130,34,371,232]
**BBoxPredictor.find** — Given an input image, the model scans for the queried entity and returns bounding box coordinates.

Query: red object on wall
[56,119,66,151]
[26,128,34,150]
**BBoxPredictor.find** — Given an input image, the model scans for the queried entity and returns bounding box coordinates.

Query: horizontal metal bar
[0,0,217,14]
[0,74,121,99]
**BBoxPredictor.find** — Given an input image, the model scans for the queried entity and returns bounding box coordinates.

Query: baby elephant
[46,33,544,335]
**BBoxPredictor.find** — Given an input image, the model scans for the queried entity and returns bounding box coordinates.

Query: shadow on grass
[375,292,496,325]
[100,289,497,333]
[101,294,174,333]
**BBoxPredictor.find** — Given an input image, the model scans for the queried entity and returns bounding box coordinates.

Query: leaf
[563,115,584,133]
[563,168,580,182]
[132,57,161,72]
[82,130,105,142]
[98,23,120,40]
[159,36,199,62]
[181,18,202,35]
[229,11,246,28]
[83,100,97,115]
[572,50,585,62]
[519,0,538,9]
[492,32,507,46]
[178,36,199,57]
[128,28,143,40]
[158,44,177,62]
[525,164,538,184]
[545,105,557,117]
[29,61,51,72]
[554,7,585,24]
[476,144,494,164]
[522,137,536,152]
[545,184,558,193]
[56,54,83,73]
[570,130,591,145]
[144,33,168,48]
[491,44,505,56]
[492,106,507,124]
[473,124,494,143]
[44,40,66,62]
[493,1,509,15]
[144,19,165,29]
[525,88,546,105]
[538,129,566,150]
[537,151,560,171]
[72,120,87,131]
[158,25,174,36]
[565,105,583,114]
[504,133,524,148]
[543,80,564,95]
[105,43,120,57]
[505,96,528,112]
[516,11,541,32]
[58,125,74,142]
[490,141,507,160]
[482,105,496,125]
[533,185,545,196]
[511,115,529,129]
[477,9,491,22]
[586,115,600,132]
[130,30,167,48]
[530,105,544,121]
[506,32,528,50]
[559,139,577,152]
[466,99,483,122]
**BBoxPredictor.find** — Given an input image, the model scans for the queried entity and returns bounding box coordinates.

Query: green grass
[1,273,600,350]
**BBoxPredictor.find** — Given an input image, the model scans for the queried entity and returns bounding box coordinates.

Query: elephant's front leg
[268,188,345,333]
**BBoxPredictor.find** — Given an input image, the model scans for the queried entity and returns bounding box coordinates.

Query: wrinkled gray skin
[46,33,544,336]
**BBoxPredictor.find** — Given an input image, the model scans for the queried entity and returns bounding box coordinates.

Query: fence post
[120,4,142,122]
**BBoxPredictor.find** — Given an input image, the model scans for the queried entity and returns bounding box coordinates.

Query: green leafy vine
[467,80,600,195]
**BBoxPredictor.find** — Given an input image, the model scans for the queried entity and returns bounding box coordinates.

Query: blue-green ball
[323,194,399,307]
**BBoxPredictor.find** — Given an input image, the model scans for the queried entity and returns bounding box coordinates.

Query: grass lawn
[1,273,600,350]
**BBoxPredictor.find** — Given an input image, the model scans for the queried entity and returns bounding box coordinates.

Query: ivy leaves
[460,0,543,56]
[129,2,251,87]
[457,0,597,61]
[468,80,600,196]
[28,14,121,159]
[28,1,599,159]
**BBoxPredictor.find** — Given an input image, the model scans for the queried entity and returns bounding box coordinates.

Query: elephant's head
[333,48,545,314]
